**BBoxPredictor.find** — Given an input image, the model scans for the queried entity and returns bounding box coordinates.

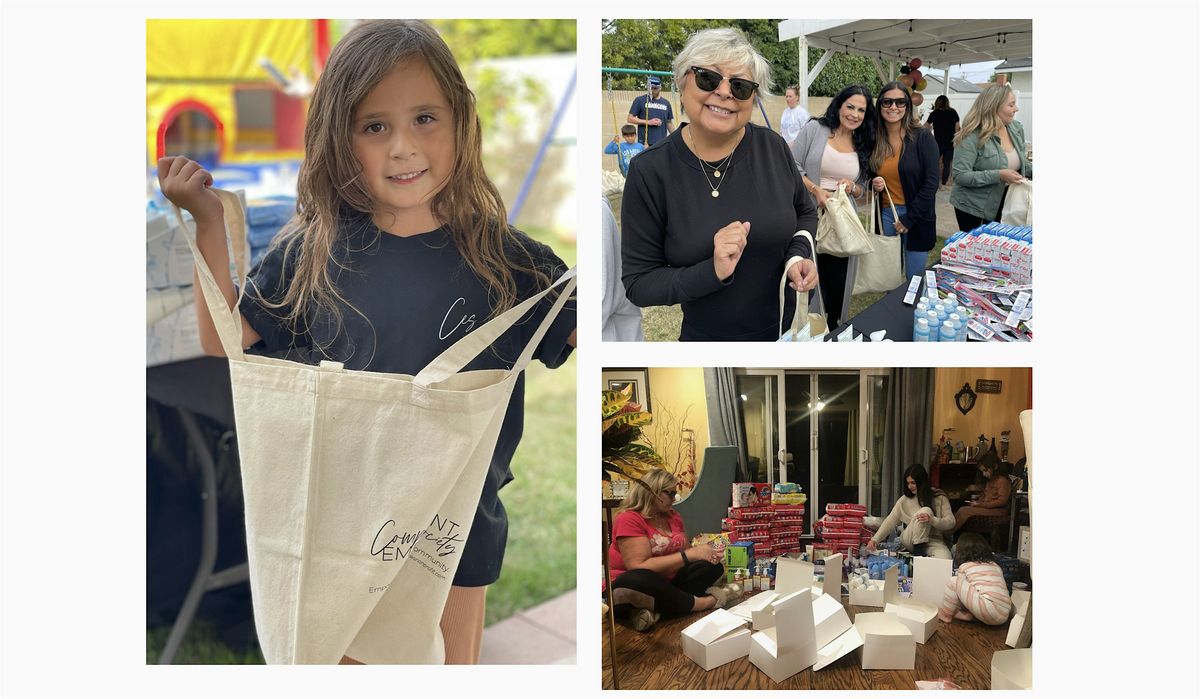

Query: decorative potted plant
[601,385,664,494]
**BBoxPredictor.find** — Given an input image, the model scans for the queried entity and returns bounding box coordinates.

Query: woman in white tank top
[790,85,876,329]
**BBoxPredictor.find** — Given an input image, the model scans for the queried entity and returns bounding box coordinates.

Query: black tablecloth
[147,356,234,426]
[146,356,254,648]
[827,277,916,342]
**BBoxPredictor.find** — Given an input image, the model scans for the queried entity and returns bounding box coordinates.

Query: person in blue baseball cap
[627,75,674,146]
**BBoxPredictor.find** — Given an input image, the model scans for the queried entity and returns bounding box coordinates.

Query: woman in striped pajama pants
[938,533,1013,625]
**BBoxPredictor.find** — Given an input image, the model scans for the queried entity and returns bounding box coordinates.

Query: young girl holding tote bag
[158,20,576,665]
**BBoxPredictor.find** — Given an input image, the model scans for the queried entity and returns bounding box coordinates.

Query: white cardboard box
[854,612,916,670]
[991,647,1033,689]
[1006,589,1032,648]
[911,556,953,609]
[811,590,863,671]
[750,555,861,678]
[728,590,779,630]
[147,191,249,289]
[760,554,843,631]
[775,553,843,600]
[681,608,752,671]
[882,563,941,644]
[748,591,817,682]
[848,578,885,607]
[147,300,205,367]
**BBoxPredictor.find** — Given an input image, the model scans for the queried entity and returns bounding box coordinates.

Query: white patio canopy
[778,19,1033,105]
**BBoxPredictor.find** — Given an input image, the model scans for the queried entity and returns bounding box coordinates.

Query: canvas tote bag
[814,182,873,257]
[177,189,576,664]
[777,230,827,342]
[852,184,906,295]
[1000,180,1033,227]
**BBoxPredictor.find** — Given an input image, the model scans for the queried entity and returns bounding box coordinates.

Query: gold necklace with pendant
[688,127,740,198]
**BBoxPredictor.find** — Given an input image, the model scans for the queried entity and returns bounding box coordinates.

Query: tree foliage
[602,19,884,97]
[433,19,576,61]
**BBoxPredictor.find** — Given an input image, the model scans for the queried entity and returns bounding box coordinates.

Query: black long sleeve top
[620,122,818,341]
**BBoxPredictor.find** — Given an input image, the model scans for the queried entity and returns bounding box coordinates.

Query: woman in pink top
[938,533,1013,625]
[606,469,736,631]
[953,452,1013,532]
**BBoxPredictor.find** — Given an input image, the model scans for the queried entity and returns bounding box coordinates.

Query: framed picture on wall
[602,368,651,413]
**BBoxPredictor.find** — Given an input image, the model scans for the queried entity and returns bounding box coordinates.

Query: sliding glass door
[737,369,890,529]
[735,371,782,484]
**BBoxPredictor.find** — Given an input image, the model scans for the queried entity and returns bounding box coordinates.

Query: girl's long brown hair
[256,19,550,344]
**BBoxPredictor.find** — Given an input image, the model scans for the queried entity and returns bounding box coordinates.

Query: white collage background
[1,1,1197,698]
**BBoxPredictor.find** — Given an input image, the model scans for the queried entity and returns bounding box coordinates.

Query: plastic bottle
[913,317,930,342]
[948,313,964,343]
[956,307,971,340]
[944,292,958,309]
[926,311,941,342]
[914,301,929,331]
[935,302,949,325]
[939,320,956,342]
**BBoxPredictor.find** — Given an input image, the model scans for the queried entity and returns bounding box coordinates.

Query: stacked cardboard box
[724,506,773,559]
[813,503,869,557]
[146,192,297,366]
[769,502,805,556]
[724,484,810,560]
[937,222,1034,342]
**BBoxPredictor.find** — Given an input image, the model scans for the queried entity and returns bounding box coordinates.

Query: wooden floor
[602,598,1012,690]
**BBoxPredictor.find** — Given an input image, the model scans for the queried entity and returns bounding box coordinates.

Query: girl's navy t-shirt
[239,213,575,586]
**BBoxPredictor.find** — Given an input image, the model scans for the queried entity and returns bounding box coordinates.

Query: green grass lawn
[147,233,577,663]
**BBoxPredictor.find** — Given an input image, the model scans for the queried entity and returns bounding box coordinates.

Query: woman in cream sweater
[867,463,954,559]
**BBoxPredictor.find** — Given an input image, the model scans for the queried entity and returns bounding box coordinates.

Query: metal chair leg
[158,410,221,664]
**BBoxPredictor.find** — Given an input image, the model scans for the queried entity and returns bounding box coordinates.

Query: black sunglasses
[661,489,677,499]
[690,66,758,101]
[879,97,909,108]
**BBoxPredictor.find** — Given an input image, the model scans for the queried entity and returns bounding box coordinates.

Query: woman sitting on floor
[953,452,1013,533]
[938,532,1013,625]
[866,463,953,558]
[605,468,738,632]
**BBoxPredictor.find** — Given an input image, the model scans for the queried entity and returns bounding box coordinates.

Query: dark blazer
[876,127,940,252]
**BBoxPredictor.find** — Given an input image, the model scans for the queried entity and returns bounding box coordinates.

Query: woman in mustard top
[869,82,940,277]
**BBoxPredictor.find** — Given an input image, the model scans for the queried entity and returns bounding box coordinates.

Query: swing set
[602,66,775,151]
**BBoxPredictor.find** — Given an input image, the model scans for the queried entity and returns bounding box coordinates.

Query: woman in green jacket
[949,84,1031,232]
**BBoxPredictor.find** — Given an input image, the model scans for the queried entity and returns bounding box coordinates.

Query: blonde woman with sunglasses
[621,28,818,341]
[604,470,737,632]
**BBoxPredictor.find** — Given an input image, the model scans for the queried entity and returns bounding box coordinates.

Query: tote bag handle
[172,188,250,361]
[415,267,577,387]
[777,230,824,338]
[879,181,900,232]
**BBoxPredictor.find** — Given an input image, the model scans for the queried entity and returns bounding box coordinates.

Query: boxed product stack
[723,505,774,558]
[244,196,298,266]
[146,192,297,367]
[935,222,1033,342]
[146,194,248,367]
[815,503,868,557]
[769,484,806,556]
[726,483,775,557]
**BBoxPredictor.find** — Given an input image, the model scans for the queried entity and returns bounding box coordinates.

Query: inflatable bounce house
[147,19,333,173]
